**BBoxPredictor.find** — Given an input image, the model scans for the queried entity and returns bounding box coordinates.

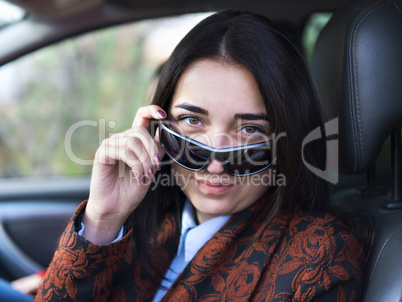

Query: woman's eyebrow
[174,103,208,115]
[234,113,268,121]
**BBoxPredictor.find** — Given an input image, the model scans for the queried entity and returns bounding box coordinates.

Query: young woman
[35,10,365,301]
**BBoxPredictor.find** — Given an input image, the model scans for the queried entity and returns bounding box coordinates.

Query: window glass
[0,0,25,29]
[302,12,332,64]
[0,12,212,178]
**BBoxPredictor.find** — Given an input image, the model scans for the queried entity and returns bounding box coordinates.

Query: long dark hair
[133,10,338,285]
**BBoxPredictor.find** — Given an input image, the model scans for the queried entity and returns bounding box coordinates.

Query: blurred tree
[0,22,156,178]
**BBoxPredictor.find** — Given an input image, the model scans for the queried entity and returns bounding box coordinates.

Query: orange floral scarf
[35,197,364,301]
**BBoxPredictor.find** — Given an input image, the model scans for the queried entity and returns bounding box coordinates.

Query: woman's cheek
[171,163,193,191]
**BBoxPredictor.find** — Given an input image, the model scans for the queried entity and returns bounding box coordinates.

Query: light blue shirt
[152,200,232,302]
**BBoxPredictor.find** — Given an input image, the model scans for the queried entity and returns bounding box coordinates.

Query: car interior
[311,0,402,300]
[0,0,401,300]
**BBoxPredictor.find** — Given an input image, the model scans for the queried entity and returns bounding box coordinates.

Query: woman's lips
[195,180,234,195]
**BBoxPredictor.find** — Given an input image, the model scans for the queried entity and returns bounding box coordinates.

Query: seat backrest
[311,0,402,300]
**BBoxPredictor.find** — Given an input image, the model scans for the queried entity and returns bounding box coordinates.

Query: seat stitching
[347,0,389,172]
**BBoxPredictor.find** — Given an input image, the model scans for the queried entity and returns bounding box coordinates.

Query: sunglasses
[159,121,277,176]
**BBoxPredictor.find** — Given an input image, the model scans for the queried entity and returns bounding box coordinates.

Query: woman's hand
[82,105,166,244]
[11,273,43,296]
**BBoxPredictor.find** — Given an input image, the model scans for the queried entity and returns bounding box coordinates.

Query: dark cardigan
[35,198,365,301]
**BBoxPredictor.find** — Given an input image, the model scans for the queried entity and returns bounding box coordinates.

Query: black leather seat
[311,0,402,300]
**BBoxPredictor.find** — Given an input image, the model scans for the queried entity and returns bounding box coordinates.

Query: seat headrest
[311,0,402,174]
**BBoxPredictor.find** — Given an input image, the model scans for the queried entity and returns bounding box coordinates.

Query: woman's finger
[123,127,161,171]
[94,127,160,180]
[132,105,166,128]
[123,136,154,182]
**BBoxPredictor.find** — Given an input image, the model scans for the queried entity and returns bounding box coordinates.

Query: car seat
[311,0,402,300]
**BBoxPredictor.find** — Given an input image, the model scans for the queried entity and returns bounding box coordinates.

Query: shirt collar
[179,199,232,262]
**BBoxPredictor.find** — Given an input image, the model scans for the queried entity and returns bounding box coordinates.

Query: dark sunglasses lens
[161,128,208,169]
[161,123,274,176]
[187,142,213,169]
[225,146,272,175]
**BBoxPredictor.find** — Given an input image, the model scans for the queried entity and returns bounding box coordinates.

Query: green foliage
[302,12,333,64]
[0,22,158,178]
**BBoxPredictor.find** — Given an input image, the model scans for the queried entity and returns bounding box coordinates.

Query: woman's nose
[206,159,225,174]
[204,131,232,174]
[211,132,233,149]
[193,131,233,149]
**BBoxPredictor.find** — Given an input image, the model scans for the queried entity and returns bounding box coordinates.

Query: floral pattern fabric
[35,198,365,301]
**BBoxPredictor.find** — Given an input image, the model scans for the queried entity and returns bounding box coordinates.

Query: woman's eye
[186,117,200,125]
[243,126,262,134]
[244,126,257,134]
[176,115,203,128]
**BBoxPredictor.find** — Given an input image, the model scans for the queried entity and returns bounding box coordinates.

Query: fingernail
[149,168,155,182]
[154,155,161,170]
[157,110,166,119]
[141,173,146,184]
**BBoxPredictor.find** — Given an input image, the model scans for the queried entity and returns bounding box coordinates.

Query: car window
[0,0,25,29]
[0,12,212,179]
[302,12,332,63]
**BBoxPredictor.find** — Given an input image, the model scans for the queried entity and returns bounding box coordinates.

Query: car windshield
[0,0,25,29]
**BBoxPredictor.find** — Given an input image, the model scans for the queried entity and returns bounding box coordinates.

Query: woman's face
[168,59,272,224]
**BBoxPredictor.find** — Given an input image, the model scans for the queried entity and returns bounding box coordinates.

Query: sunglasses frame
[159,121,277,176]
